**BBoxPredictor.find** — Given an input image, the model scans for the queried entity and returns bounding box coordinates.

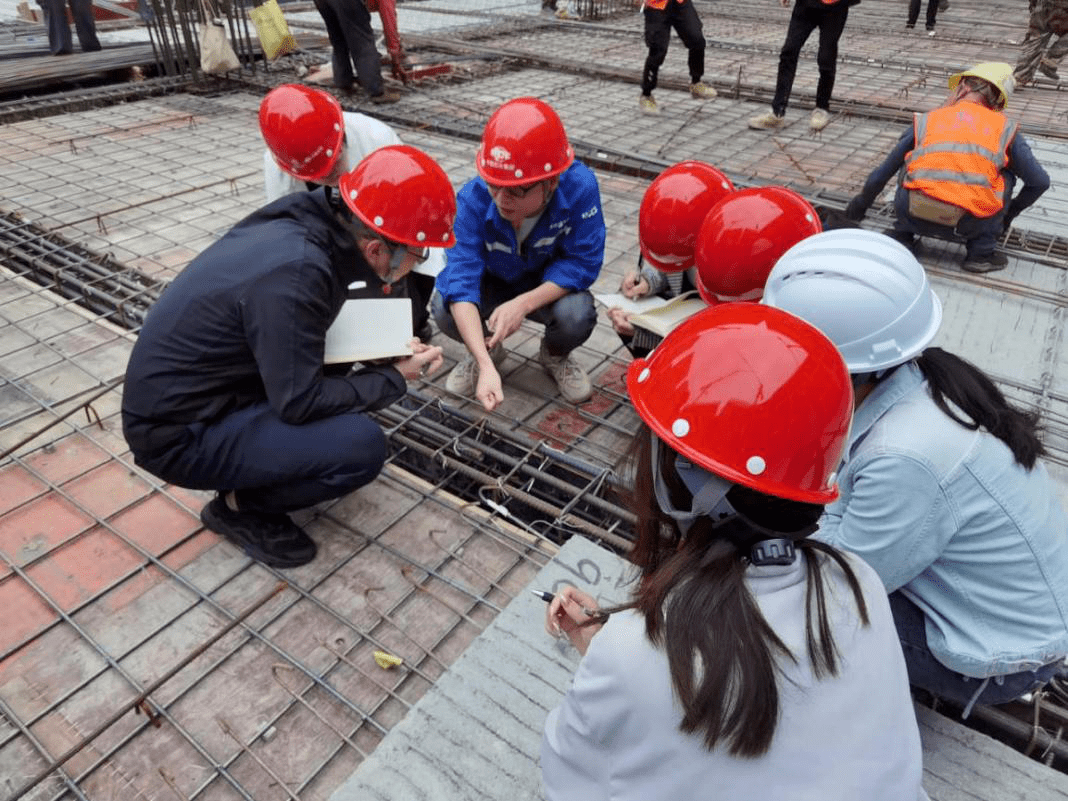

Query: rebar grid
[0,448,548,800]
[0,292,560,799]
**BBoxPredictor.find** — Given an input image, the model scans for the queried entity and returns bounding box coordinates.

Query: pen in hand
[531,589,598,618]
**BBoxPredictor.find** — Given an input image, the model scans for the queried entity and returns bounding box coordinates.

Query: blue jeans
[431,273,597,357]
[129,402,387,515]
[891,175,1014,258]
[889,591,1059,708]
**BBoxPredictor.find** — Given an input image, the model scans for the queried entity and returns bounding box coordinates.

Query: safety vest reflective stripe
[904,102,1017,218]
[908,168,993,186]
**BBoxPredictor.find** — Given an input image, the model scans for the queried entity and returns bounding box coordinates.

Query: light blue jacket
[815,362,1068,678]
[433,161,605,306]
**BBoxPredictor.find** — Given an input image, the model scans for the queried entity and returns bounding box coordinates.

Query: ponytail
[915,347,1046,469]
[625,427,871,757]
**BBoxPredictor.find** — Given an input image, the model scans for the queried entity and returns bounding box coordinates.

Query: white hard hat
[762,229,942,373]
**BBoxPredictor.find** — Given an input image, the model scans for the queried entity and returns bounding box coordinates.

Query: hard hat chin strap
[651,437,815,564]
[651,437,735,535]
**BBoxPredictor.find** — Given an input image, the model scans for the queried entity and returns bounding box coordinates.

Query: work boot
[370,89,401,104]
[201,496,317,569]
[1039,59,1061,80]
[538,341,592,404]
[961,251,1008,273]
[809,108,831,132]
[690,81,717,99]
[748,109,785,130]
[639,94,659,114]
[444,343,506,396]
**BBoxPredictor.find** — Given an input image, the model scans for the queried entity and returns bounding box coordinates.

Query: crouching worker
[121,146,455,569]
[844,62,1049,274]
[765,229,1068,712]
[542,303,928,801]
[607,160,733,357]
[432,97,606,411]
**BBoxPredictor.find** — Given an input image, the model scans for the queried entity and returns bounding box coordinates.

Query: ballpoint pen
[531,589,598,617]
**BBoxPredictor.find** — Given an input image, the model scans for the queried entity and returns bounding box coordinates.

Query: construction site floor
[1,0,1067,799]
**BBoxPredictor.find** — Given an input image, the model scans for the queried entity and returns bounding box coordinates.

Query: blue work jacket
[815,362,1068,678]
[434,161,606,306]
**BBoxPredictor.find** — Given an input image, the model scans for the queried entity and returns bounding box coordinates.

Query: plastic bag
[248,0,297,61]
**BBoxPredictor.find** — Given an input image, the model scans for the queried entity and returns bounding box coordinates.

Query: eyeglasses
[485,180,544,199]
[386,240,429,271]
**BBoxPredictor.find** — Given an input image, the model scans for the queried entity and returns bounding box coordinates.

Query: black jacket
[122,189,405,451]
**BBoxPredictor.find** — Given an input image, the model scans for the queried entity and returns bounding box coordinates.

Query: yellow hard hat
[948,62,1015,109]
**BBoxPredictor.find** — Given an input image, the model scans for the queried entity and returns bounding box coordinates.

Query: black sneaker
[201,497,317,568]
[961,251,1008,273]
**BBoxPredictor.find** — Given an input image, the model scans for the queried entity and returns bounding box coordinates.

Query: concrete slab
[329,535,1068,801]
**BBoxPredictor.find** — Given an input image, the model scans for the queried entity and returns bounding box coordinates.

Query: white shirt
[541,552,929,801]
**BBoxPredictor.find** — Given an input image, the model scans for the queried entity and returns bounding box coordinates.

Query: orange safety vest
[644,0,683,10]
[903,101,1018,219]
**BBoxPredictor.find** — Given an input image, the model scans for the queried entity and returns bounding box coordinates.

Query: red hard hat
[694,186,821,303]
[639,161,734,272]
[338,145,457,248]
[259,84,345,183]
[476,97,574,186]
[627,303,852,504]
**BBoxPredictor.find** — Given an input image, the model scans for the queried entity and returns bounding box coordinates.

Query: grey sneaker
[538,341,592,403]
[748,109,785,130]
[444,343,505,396]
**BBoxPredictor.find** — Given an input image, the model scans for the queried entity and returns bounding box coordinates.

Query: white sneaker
[748,109,785,130]
[809,108,831,132]
[444,344,505,396]
[690,81,717,99]
[639,94,659,114]
[538,341,592,404]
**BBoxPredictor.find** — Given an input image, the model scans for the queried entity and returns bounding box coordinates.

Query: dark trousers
[37,0,101,55]
[891,173,1014,258]
[430,276,597,358]
[312,0,383,95]
[641,0,706,96]
[772,1,850,116]
[907,0,938,28]
[129,403,388,515]
[889,592,1059,708]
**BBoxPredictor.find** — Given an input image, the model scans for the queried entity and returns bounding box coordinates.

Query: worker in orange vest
[639,0,718,115]
[843,63,1050,273]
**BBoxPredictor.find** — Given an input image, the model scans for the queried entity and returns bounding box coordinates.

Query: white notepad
[324,298,414,364]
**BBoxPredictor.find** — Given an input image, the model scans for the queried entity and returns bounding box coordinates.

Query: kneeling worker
[844,63,1049,273]
[122,146,455,569]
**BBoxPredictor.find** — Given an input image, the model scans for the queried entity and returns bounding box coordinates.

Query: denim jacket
[433,161,605,306]
[815,362,1068,678]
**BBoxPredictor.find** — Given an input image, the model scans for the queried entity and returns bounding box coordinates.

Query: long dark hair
[915,347,1045,469]
[626,426,870,758]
